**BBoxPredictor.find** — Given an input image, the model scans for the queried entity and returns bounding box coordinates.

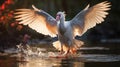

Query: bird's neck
[60,15,65,25]
[58,15,66,35]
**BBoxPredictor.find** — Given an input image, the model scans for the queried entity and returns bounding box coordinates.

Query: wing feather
[70,1,111,36]
[14,5,57,37]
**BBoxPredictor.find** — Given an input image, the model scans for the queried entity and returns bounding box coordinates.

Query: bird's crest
[63,11,66,17]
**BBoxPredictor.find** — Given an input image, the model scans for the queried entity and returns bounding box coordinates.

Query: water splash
[16,43,60,61]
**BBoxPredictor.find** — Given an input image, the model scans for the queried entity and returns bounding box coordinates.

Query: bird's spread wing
[70,1,111,36]
[14,5,57,37]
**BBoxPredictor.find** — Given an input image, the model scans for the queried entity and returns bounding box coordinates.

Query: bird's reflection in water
[17,58,84,67]
[60,59,84,67]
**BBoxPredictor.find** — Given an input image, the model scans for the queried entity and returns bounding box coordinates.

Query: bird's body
[58,21,73,53]
[14,1,111,56]
[56,13,84,54]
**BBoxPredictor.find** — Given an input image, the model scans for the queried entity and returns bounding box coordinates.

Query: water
[0,44,120,67]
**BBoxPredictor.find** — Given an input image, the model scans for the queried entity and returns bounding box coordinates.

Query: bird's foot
[58,51,64,55]
[57,51,70,58]
[56,53,68,58]
[49,51,69,58]
[58,48,64,54]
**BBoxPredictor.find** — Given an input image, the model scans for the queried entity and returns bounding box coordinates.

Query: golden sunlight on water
[17,58,84,67]
[18,58,61,67]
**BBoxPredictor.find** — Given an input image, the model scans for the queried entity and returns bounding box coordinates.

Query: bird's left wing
[14,5,57,37]
[69,1,111,36]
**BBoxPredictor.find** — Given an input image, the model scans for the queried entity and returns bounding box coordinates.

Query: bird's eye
[56,14,61,17]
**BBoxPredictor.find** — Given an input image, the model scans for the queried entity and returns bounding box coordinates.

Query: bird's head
[56,11,66,21]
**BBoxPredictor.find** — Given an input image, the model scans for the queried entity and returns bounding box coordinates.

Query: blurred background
[0,0,120,49]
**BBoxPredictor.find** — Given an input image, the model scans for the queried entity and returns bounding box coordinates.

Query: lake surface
[0,44,120,67]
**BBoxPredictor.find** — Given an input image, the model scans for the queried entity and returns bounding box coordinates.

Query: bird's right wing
[14,5,57,37]
[70,1,111,36]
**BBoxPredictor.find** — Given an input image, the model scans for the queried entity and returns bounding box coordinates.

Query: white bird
[14,1,111,55]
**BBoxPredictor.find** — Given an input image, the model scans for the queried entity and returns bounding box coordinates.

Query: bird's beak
[56,15,60,21]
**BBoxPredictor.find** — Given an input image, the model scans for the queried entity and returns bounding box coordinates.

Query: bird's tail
[53,39,84,54]
[70,39,84,54]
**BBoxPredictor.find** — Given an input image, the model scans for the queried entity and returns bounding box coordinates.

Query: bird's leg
[62,41,72,56]
[64,48,69,55]
[60,44,64,54]
[61,46,70,57]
